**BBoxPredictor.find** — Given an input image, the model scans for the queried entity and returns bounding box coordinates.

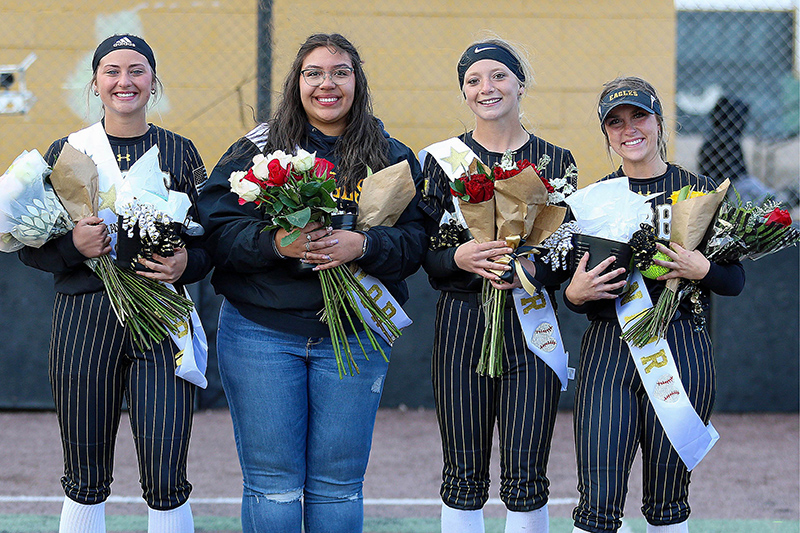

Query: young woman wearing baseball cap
[18,34,210,532]
[564,76,745,532]
[418,36,578,533]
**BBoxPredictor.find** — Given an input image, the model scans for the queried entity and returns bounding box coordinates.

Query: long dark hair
[265,33,389,192]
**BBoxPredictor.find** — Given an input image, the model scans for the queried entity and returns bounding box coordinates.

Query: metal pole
[256,0,272,122]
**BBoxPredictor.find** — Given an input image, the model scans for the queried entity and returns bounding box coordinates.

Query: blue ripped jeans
[216,300,389,533]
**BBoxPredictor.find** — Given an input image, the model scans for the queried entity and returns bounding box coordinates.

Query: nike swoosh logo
[474,46,495,53]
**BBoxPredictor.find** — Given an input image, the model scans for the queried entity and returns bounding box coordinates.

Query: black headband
[457,43,525,89]
[92,34,156,74]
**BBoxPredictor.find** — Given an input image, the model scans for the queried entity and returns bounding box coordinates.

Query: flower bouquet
[450,154,555,377]
[621,180,729,347]
[229,149,403,378]
[703,188,800,262]
[47,144,194,351]
[0,150,73,252]
[561,177,654,292]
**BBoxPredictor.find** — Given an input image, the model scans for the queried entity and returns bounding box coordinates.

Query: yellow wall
[271,0,676,185]
[0,0,675,186]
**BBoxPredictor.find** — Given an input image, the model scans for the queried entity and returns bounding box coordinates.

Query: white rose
[269,150,292,168]
[229,171,260,202]
[251,154,270,180]
[291,148,316,173]
[6,150,48,187]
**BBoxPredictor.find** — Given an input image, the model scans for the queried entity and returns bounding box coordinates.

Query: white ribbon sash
[69,124,208,388]
[419,137,480,228]
[68,122,124,258]
[512,287,571,391]
[166,285,209,389]
[350,266,412,345]
[616,270,719,471]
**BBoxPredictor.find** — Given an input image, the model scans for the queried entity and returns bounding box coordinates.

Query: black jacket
[196,122,427,337]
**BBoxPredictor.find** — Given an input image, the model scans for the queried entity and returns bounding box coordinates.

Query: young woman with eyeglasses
[196,33,426,533]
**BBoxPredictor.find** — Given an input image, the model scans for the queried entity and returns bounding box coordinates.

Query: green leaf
[286,207,311,228]
[280,229,301,247]
[450,179,466,196]
[300,181,322,196]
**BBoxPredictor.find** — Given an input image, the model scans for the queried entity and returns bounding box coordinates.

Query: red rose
[266,159,289,186]
[493,166,507,181]
[314,157,335,178]
[464,173,494,203]
[540,175,555,193]
[243,169,266,187]
[765,207,792,227]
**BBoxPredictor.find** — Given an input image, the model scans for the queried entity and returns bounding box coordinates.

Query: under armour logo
[117,153,130,162]
[113,36,135,48]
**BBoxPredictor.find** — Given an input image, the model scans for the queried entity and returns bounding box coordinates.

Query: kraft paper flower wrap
[49,143,99,222]
[355,160,416,231]
[48,145,194,351]
[453,158,558,377]
[622,179,729,347]
[455,159,497,244]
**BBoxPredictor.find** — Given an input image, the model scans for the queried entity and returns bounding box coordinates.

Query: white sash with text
[615,270,719,470]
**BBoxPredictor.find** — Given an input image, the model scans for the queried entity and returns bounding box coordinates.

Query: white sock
[505,505,549,532]
[647,521,688,533]
[59,497,105,533]
[147,501,194,533]
[441,503,485,533]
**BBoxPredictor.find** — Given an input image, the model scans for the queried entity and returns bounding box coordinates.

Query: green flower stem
[317,264,400,379]
[93,254,194,352]
[477,280,506,378]
[621,285,681,347]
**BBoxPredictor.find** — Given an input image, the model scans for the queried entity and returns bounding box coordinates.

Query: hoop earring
[93,88,99,96]
[151,88,156,95]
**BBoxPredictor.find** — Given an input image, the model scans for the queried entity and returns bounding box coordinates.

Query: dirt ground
[1,408,798,528]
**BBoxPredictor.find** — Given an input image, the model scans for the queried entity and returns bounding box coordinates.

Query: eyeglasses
[301,67,354,87]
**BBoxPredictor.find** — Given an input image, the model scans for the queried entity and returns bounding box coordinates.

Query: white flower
[251,154,270,180]
[291,148,316,173]
[229,171,260,202]
[6,150,48,186]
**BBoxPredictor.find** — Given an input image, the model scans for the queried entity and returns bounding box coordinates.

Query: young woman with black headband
[564,76,745,533]
[18,34,209,532]
[419,37,578,533]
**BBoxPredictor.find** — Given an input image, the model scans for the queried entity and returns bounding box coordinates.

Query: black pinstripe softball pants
[432,291,561,512]
[49,292,194,510]
[572,319,715,532]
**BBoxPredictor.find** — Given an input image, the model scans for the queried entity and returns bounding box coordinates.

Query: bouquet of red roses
[229,149,401,378]
[450,155,552,377]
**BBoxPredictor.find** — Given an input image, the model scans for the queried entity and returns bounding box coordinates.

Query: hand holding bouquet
[1,145,194,351]
[229,149,403,378]
[622,180,729,347]
[450,154,555,377]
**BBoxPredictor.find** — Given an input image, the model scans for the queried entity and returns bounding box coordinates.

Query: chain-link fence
[1,1,796,186]
[673,0,799,206]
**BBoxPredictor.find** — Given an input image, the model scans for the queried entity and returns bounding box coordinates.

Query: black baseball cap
[598,87,662,123]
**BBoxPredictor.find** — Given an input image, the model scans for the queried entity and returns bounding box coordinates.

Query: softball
[642,251,672,279]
